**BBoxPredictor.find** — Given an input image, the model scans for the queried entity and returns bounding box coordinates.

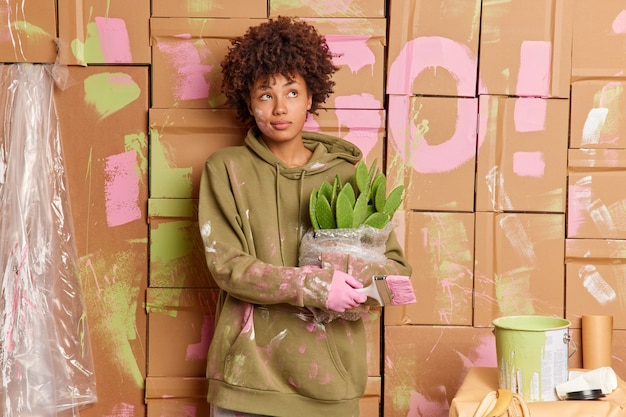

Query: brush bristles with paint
[357,275,416,306]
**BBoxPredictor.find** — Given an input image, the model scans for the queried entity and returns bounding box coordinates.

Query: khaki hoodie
[198,129,411,417]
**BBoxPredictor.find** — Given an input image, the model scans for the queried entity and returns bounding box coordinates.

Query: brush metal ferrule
[372,275,394,305]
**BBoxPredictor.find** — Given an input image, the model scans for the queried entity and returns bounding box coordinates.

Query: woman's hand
[326,270,367,312]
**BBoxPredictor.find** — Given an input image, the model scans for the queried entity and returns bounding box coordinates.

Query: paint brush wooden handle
[356,275,416,306]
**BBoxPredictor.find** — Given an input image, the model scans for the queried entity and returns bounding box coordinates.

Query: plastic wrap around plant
[0,64,97,416]
[298,223,393,268]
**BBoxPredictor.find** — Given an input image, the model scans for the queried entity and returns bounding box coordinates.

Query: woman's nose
[273,97,287,115]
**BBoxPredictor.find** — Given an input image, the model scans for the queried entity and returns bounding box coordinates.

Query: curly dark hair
[221,17,340,129]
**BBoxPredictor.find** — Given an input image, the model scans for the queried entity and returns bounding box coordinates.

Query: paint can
[493,315,572,402]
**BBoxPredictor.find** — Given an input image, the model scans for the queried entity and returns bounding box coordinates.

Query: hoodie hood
[244,128,362,178]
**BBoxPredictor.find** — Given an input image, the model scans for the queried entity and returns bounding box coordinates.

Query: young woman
[198,17,411,417]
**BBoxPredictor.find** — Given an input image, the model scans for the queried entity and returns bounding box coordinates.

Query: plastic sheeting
[0,64,97,416]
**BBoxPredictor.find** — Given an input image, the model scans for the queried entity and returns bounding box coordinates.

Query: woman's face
[248,73,312,146]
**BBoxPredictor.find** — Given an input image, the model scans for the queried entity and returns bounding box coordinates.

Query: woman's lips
[271,120,291,130]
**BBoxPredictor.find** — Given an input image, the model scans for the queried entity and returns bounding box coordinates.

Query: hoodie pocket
[223,306,366,401]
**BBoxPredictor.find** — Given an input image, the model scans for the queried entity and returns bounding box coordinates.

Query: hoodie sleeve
[198,157,334,309]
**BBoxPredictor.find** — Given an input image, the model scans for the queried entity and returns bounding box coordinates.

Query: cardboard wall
[55,65,150,416]
[2,1,626,417]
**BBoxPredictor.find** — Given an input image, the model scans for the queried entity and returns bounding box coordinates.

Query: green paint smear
[83,72,140,120]
[12,21,50,37]
[188,0,213,13]
[421,214,473,318]
[71,22,104,65]
[152,220,194,263]
[149,128,193,198]
[593,84,623,138]
[124,132,148,182]
[81,250,144,388]
[391,384,413,412]
[145,288,184,318]
[495,267,536,316]
[272,0,362,17]
[150,218,209,287]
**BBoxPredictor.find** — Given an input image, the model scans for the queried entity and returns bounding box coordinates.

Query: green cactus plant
[309,160,405,230]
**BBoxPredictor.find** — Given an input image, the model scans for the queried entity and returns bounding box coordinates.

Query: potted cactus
[308,159,404,230]
[298,160,405,267]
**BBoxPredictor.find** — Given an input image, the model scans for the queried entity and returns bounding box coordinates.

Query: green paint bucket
[493,315,571,402]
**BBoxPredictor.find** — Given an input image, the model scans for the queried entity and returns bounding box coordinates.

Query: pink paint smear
[613,10,626,33]
[104,150,142,227]
[513,152,545,178]
[186,314,214,361]
[516,40,552,97]
[95,16,133,63]
[387,36,477,96]
[326,35,375,74]
[157,40,212,101]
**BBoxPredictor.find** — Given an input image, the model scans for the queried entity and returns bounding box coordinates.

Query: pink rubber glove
[326,270,368,313]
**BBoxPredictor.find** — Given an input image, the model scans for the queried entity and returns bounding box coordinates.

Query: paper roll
[582,315,613,369]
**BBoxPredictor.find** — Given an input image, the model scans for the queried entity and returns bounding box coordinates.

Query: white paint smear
[579,265,616,305]
[582,108,608,145]
[587,199,616,236]
[499,214,536,264]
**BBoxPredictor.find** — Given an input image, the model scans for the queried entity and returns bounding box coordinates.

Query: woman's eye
[260,93,271,101]
[288,91,298,98]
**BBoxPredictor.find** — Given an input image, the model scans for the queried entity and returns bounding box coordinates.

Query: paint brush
[356,275,416,306]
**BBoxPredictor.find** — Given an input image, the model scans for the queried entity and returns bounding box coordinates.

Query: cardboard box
[309,18,386,109]
[270,0,384,18]
[148,199,217,288]
[151,18,385,110]
[572,1,626,80]
[147,398,210,417]
[479,0,573,98]
[57,0,150,65]
[150,18,265,109]
[473,212,565,327]
[386,95,478,212]
[55,65,149,416]
[568,149,626,239]
[152,0,267,18]
[304,108,384,165]
[147,288,219,377]
[385,211,474,326]
[0,0,57,62]
[149,108,245,199]
[386,0,481,97]
[383,326,497,417]
[570,80,626,149]
[475,96,569,212]
[360,377,382,417]
[565,238,626,329]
